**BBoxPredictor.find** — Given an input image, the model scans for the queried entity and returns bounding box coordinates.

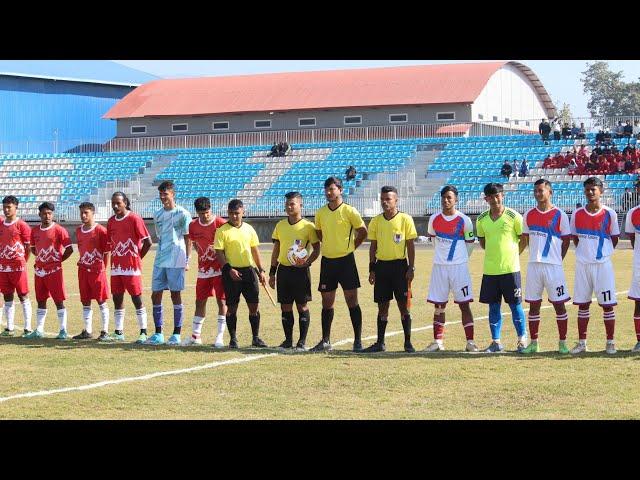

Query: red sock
[603,310,615,340]
[556,313,568,341]
[462,321,474,341]
[634,316,640,341]
[433,320,445,340]
[528,314,540,340]
[578,310,589,340]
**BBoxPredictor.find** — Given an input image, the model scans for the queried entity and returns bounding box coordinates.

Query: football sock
[99,303,109,332]
[4,301,14,331]
[173,304,183,335]
[217,315,227,338]
[578,309,589,340]
[348,305,362,343]
[36,308,46,333]
[82,305,93,334]
[226,313,237,340]
[192,316,204,337]
[377,315,388,344]
[321,308,334,343]
[634,315,640,341]
[489,302,502,341]
[528,313,540,340]
[298,310,310,344]
[509,302,526,338]
[114,309,125,333]
[152,304,163,334]
[136,307,147,330]
[281,311,294,342]
[603,310,615,340]
[401,314,412,343]
[556,312,568,341]
[249,313,260,338]
[57,308,67,332]
[21,299,32,331]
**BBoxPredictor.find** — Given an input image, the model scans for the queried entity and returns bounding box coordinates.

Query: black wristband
[269,264,278,276]
[369,262,376,273]
[222,263,231,274]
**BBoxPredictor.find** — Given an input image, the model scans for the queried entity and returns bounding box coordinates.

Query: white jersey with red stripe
[625,205,640,269]
[523,206,571,265]
[427,211,474,265]
[570,206,619,264]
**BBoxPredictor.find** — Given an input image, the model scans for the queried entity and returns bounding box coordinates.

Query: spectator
[614,121,625,139]
[539,118,551,142]
[617,157,626,173]
[633,120,640,138]
[345,165,357,181]
[519,159,529,177]
[512,159,520,178]
[595,130,605,143]
[561,123,572,139]
[500,160,513,178]
[282,141,292,156]
[625,157,635,173]
[577,122,587,139]
[568,157,578,174]
[268,142,279,157]
[570,123,580,139]
[552,118,562,141]
[542,154,554,168]
[624,121,633,138]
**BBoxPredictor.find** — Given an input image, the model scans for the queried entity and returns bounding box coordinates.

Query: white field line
[0,290,629,403]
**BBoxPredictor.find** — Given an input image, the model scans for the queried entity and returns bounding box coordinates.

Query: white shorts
[427,263,473,305]
[573,261,617,306]
[628,265,640,301]
[524,263,571,304]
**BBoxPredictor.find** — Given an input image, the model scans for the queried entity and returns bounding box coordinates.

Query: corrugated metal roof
[105,62,519,119]
[0,60,158,87]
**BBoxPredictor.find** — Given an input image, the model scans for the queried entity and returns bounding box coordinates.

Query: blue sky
[114,60,640,118]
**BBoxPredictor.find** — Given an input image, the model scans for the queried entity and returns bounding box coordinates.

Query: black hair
[228,199,244,210]
[38,202,55,212]
[78,202,95,211]
[583,177,604,190]
[483,183,504,195]
[194,197,211,212]
[440,185,458,197]
[380,186,398,195]
[284,191,303,201]
[534,179,553,191]
[112,191,131,210]
[324,176,343,189]
[2,195,18,206]
[158,180,175,192]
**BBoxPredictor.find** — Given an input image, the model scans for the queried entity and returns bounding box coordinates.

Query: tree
[581,61,640,118]
[557,102,572,125]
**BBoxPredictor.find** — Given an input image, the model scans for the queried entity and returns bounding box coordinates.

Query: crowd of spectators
[542,142,640,176]
[267,141,292,157]
[539,118,587,142]
[500,159,529,179]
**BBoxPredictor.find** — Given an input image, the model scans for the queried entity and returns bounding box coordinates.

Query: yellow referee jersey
[314,203,365,259]
[272,218,319,265]
[368,211,417,261]
[213,222,259,268]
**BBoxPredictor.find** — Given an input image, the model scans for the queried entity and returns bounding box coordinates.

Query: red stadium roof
[104,62,556,119]
[435,123,472,135]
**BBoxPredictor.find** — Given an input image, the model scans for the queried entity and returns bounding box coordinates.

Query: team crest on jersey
[393,233,402,244]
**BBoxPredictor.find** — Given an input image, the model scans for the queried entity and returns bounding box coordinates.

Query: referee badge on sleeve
[393,233,402,244]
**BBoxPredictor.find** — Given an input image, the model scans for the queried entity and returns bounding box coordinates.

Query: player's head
[380,185,398,213]
[194,196,212,223]
[533,179,553,204]
[483,183,504,208]
[158,180,176,208]
[111,191,131,216]
[38,202,55,225]
[78,202,95,225]
[227,199,244,226]
[2,195,19,219]
[440,185,458,212]
[324,176,343,203]
[583,176,604,202]
[284,191,303,217]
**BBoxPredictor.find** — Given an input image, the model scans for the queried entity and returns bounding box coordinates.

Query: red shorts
[0,270,29,296]
[35,269,66,303]
[110,275,143,296]
[78,269,110,303]
[196,276,226,301]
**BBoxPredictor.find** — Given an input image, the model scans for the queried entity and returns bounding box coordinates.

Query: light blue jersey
[153,205,191,268]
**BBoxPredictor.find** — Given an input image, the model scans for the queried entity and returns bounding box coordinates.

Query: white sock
[22,299,32,331]
[114,309,125,331]
[217,315,227,338]
[36,308,47,332]
[435,338,444,346]
[0,303,3,327]
[518,335,527,343]
[579,339,587,346]
[57,308,67,332]
[135,308,147,330]
[4,301,14,331]
[192,316,204,337]
[99,303,109,332]
[82,306,93,334]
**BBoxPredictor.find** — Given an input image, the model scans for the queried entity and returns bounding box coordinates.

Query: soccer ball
[287,245,309,266]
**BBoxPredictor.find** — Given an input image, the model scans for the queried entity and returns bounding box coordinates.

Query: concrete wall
[116,104,473,138]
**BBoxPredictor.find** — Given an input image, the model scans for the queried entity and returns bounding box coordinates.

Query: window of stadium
[389,114,408,124]
[255,120,272,129]
[436,112,455,121]
[172,123,188,133]
[298,118,316,127]
[526,121,530,126]
[505,118,510,123]
[212,121,230,131]
[514,120,519,125]
[478,114,484,120]
[131,125,147,134]
[493,116,498,122]
[344,115,362,125]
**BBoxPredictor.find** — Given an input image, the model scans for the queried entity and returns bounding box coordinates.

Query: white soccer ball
[287,246,309,266]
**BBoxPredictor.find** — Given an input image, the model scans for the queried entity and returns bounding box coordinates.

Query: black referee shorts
[318,252,360,293]
[276,265,312,305]
[222,266,260,306]
[373,259,409,303]
[479,272,522,304]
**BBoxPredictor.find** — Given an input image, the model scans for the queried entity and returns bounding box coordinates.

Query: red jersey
[76,223,109,273]
[0,218,31,272]
[189,216,226,278]
[30,223,71,277]
[107,211,151,276]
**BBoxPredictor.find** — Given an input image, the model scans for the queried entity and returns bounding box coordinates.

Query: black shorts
[374,259,409,303]
[479,272,522,304]
[222,266,260,306]
[277,265,312,305]
[318,252,360,293]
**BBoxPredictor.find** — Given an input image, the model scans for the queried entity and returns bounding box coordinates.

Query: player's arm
[306,241,320,266]
[140,237,152,259]
[354,226,367,249]
[103,251,110,270]
[478,237,485,249]
[612,235,619,248]
[315,229,322,242]
[518,234,526,254]
[631,233,636,249]
[23,242,30,262]
[368,239,377,285]
[184,234,191,270]
[251,245,267,285]
[269,240,280,289]
[406,238,415,282]
[561,237,570,259]
[61,245,73,262]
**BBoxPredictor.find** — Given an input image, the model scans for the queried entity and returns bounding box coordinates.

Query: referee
[269,191,321,351]
[476,183,527,353]
[363,186,417,353]
[311,176,368,352]
[214,199,268,349]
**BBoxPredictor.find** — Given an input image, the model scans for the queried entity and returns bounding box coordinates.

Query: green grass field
[0,243,639,419]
